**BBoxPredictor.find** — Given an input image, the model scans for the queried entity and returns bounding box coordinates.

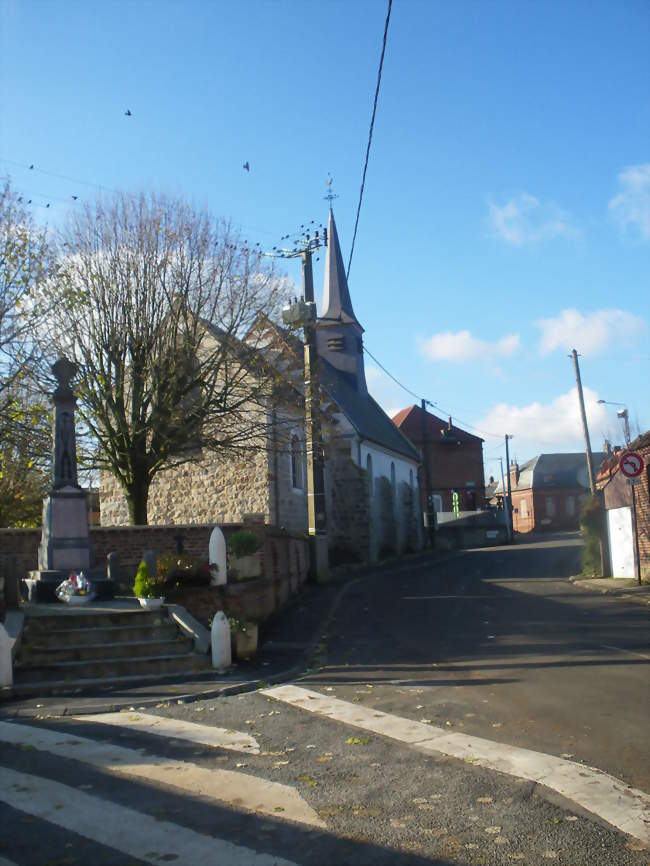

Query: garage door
[606,506,634,578]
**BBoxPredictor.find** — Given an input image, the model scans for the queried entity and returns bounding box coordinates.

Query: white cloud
[488,193,580,245]
[608,163,650,240]
[365,364,413,415]
[418,330,520,363]
[537,308,646,356]
[476,387,609,448]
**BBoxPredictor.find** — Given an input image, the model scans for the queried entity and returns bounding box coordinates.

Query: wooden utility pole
[504,434,513,540]
[420,399,435,547]
[571,349,596,495]
[280,229,329,580]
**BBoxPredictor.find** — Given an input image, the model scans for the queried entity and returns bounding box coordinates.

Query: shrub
[132,561,160,598]
[579,495,603,576]
[228,530,259,558]
[157,553,211,585]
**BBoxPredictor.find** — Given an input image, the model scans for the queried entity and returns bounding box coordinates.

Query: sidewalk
[569,575,650,606]
[2,549,452,719]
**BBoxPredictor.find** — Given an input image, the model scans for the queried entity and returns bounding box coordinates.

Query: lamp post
[597,400,631,447]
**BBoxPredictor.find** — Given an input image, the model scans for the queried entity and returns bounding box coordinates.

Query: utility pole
[504,434,513,540]
[570,349,596,495]
[420,399,435,547]
[499,456,512,540]
[279,224,329,581]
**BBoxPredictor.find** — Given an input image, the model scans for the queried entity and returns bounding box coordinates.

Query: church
[100,210,423,563]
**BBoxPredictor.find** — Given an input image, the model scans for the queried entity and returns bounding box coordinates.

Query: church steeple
[321,209,362,326]
[316,209,367,394]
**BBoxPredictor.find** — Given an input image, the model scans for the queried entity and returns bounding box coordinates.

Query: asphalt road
[1,532,649,865]
[305,532,650,791]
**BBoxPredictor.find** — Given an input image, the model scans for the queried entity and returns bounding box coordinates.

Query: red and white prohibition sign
[619,450,644,479]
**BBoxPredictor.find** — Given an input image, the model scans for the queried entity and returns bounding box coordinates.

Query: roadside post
[618,450,644,585]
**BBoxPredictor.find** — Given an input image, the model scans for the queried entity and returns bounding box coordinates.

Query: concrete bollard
[0,624,12,687]
[211,611,231,669]
[208,526,227,586]
[107,551,120,583]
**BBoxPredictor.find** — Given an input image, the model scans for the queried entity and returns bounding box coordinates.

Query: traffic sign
[619,450,644,479]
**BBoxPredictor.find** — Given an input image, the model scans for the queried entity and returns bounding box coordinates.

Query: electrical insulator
[323,228,328,247]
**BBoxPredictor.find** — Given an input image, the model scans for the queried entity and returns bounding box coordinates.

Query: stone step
[14,652,211,685]
[24,609,166,632]
[7,667,219,699]
[22,622,180,649]
[17,637,194,665]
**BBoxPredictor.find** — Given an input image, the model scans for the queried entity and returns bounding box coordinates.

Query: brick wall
[602,439,650,580]
[326,443,370,564]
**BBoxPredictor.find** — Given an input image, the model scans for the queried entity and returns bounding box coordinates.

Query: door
[606,506,634,578]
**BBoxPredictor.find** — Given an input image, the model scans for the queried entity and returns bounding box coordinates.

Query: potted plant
[227,530,262,581]
[132,560,165,609]
[228,616,259,660]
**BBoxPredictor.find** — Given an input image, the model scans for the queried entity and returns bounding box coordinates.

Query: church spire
[321,209,361,325]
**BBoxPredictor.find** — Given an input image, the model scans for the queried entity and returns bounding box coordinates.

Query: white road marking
[0,767,298,866]
[262,685,650,845]
[0,721,324,828]
[72,711,261,753]
[600,644,650,661]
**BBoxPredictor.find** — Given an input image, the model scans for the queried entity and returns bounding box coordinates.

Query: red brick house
[597,432,650,580]
[392,405,485,514]
[500,452,606,533]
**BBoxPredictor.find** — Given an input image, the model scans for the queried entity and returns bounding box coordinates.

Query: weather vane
[324,174,338,207]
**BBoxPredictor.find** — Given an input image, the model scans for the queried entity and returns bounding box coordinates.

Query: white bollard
[211,611,231,669]
[208,526,227,586]
[0,624,13,687]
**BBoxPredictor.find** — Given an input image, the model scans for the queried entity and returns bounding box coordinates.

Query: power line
[346,0,392,282]
[362,344,503,440]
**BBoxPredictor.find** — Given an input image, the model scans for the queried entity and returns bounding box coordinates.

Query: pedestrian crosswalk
[1,687,649,865]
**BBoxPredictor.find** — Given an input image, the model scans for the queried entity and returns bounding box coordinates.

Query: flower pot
[229,552,262,581]
[138,597,165,610]
[234,623,258,660]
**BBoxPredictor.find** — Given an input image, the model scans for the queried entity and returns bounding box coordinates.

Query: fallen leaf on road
[272,761,289,768]
[412,797,428,804]
[296,774,318,787]
[420,718,432,723]
[416,705,424,709]
[492,723,502,728]
[317,755,333,763]
[465,843,479,850]
[476,796,493,804]
[542,852,558,860]
[494,836,509,845]
[347,736,370,746]
[565,815,578,822]
[235,763,248,768]
[420,827,448,837]
[560,753,574,759]
[305,744,316,749]
[485,826,502,834]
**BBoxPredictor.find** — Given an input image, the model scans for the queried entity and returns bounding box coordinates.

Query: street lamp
[597,400,630,447]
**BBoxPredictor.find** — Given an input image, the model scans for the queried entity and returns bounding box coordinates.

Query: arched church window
[366,454,373,496]
[390,462,396,496]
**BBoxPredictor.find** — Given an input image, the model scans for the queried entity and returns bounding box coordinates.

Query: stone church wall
[100,446,272,526]
[325,441,370,564]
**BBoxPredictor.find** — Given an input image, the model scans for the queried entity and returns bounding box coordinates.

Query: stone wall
[325,442,370,565]
[100,447,272,527]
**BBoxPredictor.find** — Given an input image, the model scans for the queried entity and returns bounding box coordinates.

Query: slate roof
[320,359,420,462]
[320,209,361,326]
[495,452,608,494]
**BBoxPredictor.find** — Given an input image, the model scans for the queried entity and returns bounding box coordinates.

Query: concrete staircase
[13,607,211,695]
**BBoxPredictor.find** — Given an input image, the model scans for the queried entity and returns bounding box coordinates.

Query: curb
[568,576,650,607]
[2,550,460,719]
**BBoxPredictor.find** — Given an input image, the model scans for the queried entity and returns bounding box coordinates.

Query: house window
[432,494,443,513]
[366,454,373,496]
[566,496,575,516]
[291,435,304,490]
[521,499,529,518]
[545,496,556,517]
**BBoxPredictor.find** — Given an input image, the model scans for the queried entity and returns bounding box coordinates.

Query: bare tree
[37,192,290,524]
[0,178,52,432]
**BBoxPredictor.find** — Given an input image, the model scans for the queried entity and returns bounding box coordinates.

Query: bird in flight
[29,164,34,169]
[125,109,132,117]
[243,161,250,172]
[72,195,78,200]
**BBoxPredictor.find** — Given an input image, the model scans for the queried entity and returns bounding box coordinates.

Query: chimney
[448,416,452,431]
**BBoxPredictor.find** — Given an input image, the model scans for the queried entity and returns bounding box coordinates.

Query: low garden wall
[0,521,310,627]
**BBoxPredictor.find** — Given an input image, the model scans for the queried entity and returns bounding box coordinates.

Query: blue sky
[1,0,648,476]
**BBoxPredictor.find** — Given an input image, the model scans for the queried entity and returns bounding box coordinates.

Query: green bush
[228,530,259,558]
[132,560,160,598]
[157,553,210,585]
[579,495,603,576]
